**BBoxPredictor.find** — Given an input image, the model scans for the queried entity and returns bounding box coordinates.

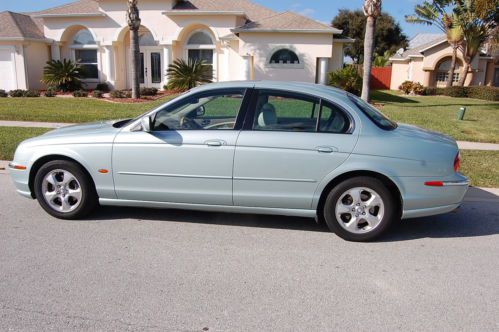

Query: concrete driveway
[0,174,498,331]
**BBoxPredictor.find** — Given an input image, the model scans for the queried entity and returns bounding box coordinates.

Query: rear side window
[348,94,397,130]
[250,90,351,134]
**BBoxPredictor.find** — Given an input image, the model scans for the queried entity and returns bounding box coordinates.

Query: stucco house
[0,0,351,92]
[390,33,498,90]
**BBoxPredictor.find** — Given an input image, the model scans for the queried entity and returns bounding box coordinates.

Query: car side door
[233,89,359,210]
[112,88,249,205]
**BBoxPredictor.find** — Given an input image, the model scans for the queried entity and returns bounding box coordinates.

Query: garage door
[0,48,16,91]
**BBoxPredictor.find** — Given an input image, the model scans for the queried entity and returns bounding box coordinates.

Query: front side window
[152,89,245,131]
[72,29,98,80]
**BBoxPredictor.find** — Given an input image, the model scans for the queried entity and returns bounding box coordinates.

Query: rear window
[348,94,397,130]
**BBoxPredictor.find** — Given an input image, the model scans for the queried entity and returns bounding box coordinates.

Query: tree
[166,58,213,91]
[361,0,382,102]
[373,50,392,67]
[332,10,408,64]
[127,0,141,99]
[406,1,464,88]
[42,59,83,92]
[454,0,498,86]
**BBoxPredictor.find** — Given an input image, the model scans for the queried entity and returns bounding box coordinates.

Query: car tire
[323,176,398,242]
[34,160,98,219]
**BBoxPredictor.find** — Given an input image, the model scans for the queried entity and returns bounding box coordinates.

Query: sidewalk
[456,141,499,151]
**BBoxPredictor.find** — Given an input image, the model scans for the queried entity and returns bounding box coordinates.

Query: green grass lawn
[372,91,499,143]
[0,96,175,123]
[1,127,498,187]
[0,127,51,160]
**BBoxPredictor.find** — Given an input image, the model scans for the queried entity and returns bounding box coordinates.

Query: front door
[233,89,358,209]
[139,49,162,89]
[112,88,249,205]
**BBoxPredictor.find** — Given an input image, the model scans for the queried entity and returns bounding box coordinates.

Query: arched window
[436,58,461,84]
[187,31,213,46]
[71,29,98,80]
[73,29,96,45]
[270,49,300,65]
[139,31,156,46]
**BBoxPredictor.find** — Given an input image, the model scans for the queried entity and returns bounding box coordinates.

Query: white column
[162,45,171,89]
[50,43,61,61]
[318,57,329,85]
[103,46,114,85]
[242,55,251,81]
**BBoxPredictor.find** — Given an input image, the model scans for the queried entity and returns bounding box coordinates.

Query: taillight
[454,152,461,173]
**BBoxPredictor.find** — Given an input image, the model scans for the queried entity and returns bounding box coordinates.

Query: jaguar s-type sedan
[9,81,469,241]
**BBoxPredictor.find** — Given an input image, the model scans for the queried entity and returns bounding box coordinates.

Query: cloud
[289,3,315,17]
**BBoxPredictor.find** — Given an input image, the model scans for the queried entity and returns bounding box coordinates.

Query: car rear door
[112,88,249,205]
[233,89,358,209]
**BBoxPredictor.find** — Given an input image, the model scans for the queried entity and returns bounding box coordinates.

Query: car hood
[42,120,118,137]
[395,123,457,147]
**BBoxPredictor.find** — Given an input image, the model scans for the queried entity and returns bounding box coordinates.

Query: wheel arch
[28,155,96,199]
[316,170,403,221]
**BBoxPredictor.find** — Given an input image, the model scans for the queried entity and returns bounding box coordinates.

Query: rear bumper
[398,173,469,220]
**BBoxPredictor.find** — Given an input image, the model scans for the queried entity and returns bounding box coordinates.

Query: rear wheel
[323,176,398,242]
[34,160,98,219]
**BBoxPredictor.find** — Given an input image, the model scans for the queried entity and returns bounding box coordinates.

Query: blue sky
[1,0,440,39]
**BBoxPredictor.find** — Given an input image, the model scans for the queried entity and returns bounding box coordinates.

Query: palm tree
[454,0,497,86]
[361,0,382,102]
[166,58,213,91]
[406,0,463,88]
[42,59,83,92]
[127,0,141,99]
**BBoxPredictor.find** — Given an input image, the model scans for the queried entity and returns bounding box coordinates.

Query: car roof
[191,81,349,101]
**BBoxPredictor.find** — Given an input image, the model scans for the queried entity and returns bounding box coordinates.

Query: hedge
[424,86,498,101]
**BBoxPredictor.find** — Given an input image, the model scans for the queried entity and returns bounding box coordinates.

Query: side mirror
[141,115,152,132]
[195,105,206,117]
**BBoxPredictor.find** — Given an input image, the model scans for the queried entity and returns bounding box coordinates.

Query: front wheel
[34,160,98,219]
[323,176,398,242]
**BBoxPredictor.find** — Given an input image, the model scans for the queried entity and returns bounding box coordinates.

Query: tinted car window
[152,90,245,131]
[252,91,320,132]
[348,94,397,130]
[319,102,351,134]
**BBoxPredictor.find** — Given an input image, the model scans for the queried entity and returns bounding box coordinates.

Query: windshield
[348,94,398,130]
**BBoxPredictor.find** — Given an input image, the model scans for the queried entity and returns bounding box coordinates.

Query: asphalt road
[0,174,498,331]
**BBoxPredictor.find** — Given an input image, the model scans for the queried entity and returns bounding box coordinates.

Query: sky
[1,0,441,39]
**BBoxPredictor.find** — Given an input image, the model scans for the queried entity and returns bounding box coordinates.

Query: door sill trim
[99,198,316,218]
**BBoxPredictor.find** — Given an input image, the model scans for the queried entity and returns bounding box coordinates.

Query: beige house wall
[329,42,345,72]
[23,42,51,90]
[238,32,333,83]
[390,61,410,90]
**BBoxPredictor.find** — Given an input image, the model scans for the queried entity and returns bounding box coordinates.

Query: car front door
[112,88,249,205]
[233,89,358,209]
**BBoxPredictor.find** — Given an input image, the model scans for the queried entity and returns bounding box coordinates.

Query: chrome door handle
[316,146,337,153]
[205,140,225,147]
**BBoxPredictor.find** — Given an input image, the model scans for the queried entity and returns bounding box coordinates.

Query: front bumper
[9,162,33,199]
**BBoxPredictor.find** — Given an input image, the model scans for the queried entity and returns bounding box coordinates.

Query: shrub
[140,87,158,96]
[109,90,132,98]
[466,86,499,101]
[166,58,213,91]
[9,89,26,97]
[412,82,425,95]
[399,81,414,95]
[42,59,83,92]
[24,90,41,97]
[44,87,57,97]
[328,66,362,95]
[92,90,104,98]
[72,89,88,97]
[95,83,110,92]
[0,90,7,98]
[443,86,468,98]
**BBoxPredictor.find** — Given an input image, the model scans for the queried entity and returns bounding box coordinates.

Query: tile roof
[391,34,447,60]
[0,11,46,40]
[172,0,276,22]
[32,0,102,17]
[233,11,341,33]
[409,33,445,49]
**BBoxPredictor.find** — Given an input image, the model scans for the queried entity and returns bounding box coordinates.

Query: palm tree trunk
[361,16,375,102]
[446,46,457,88]
[458,61,470,86]
[130,28,140,99]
